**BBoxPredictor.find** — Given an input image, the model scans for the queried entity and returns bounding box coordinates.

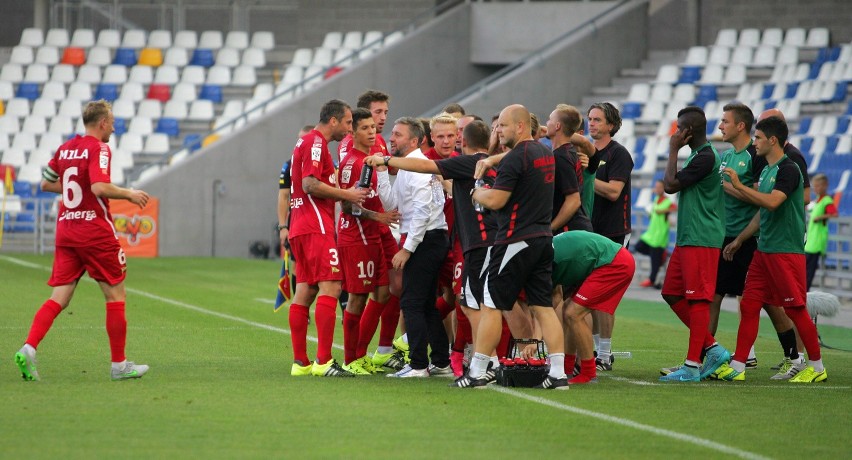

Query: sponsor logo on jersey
[329,173,337,185]
[59,209,97,221]
[362,279,372,286]
[311,147,322,162]
[331,266,340,273]
[295,138,303,148]
[290,197,304,208]
[576,293,588,301]
[58,149,89,160]
[686,289,695,294]
[784,297,794,302]
[341,167,351,185]
[99,150,109,171]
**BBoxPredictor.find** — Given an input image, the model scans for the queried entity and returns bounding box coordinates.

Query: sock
[469,352,490,379]
[580,358,596,378]
[548,353,566,379]
[314,295,338,365]
[682,362,700,376]
[593,334,600,352]
[777,328,799,361]
[452,305,472,352]
[730,360,746,373]
[700,342,718,362]
[808,358,824,373]
[288,303,310,365]
[670,299,691,327]
[377,346,393,354]
[748,345,757,360]
[490,356,499,368]
[400,333,408,344]
[25,299,63,349]
[111,360,126,369]
[783,306,821,362]
[497,319,511,359]
[564,354,577,375]
[686,301,711,364]
[598,338,612,359]
[357,298,384,358]
[435,297,454,319]
[733,298,763,363]
[342,310,361,364]
[105,301,127,363]
[378,294,400,347]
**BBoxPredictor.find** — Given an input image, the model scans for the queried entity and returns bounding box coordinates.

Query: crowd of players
[277,88,833,388]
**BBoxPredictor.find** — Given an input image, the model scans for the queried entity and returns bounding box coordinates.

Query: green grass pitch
[1,254,850,459]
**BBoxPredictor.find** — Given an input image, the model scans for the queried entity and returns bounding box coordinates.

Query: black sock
[777,328,799,360]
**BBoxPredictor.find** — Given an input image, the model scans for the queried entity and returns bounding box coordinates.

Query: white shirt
[376,148,447,252]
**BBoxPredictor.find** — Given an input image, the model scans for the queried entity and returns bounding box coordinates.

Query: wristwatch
[277,224,288,231]
[383,156,392,166]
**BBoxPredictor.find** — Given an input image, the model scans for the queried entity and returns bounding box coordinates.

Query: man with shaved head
[659,106,731,382]
[460,104,568,389]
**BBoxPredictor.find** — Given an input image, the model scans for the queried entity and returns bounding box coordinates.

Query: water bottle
[473,178,485,213]
[431,175,445,207]
[358,164,373,189]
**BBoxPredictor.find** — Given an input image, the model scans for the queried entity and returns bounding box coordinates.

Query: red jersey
[49,135,117,247]
[337,147,386,245]
[339,133,388,160]
[424,147,456,236]
[289,129,338,237]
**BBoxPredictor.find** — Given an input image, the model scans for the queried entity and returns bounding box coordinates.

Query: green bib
[804,195,834,254]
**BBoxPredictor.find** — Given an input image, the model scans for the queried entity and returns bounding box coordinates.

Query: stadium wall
[140,3,493,257]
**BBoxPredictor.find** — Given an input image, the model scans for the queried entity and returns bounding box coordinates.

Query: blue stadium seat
[761,84,775,100]
[113,48,138,67]
[12,213,35,233]
[845,100,852,116]
[198,84,222,103]
[94,83,118,102]
[825,136,840,154]
[621,102,642,120]
[156,117,180,136]
[14,181,34,197]
[697,85,717,102]
[808,62,822,80]
[679,66,701,84]
[15,82,40,100]
[190,49,215,68]
[706,119,718,136]
[113,117,127,136]
[785,82,799,99]
[837,116,850,134]
[827,82,847,103]
[798,136,814,155]
[634,137,647,155]
[183,133,202,152]
[797,117,812,135]
[763,100,777,110]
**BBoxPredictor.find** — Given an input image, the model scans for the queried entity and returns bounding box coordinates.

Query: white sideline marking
[254,298,276,304]
[491,386,771,460]
[602,374,851,390]
[0,255,836,456]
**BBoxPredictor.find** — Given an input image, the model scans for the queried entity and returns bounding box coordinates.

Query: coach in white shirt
[374,116,450,378]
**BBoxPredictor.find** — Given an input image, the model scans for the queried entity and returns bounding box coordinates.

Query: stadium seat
[738,28,761,47]
[5,98,30,117]
[129,117,154,135]
[220,100,244,121]
[58,98,84,117]
[146,84,171,102]
[251,31,275,50]
[35,46,60,65]
[95,29,120,48]
[835,135,852,154]
[12,132,36,151]
[113,117,127,136]
[253,83,273,100]
[112,47,137,66]
[723,65,746,85]
[684,46,707,66]
[174,30,198,49]
[31,99,56,117]
[112,148,133,170]
[0,81,12,100]
[751,46,776,67]
[41,82,66,101]
[225,31,249,50]
[10,46,34,65]
[37,132,62,152]
[199,31,223,50]
[708,46,731,65]
[731,46,753,66]
[102,64,128,84]
[698,64,723,85]
[242,48,266,68]
[156,117,180,136]
[343,31,363,50]
[126,65,152,84]
[715,29,737,47]
[116,82,141,102]
[654,64,679,84]
[51,64,76,83]
[1,64,24,82]
[164,48,189,67]
[190,49,215,68]
[784,28,806,47]
[111,165,125,185]
[171,83,197,102]
[291,48,312,67]
[111,99,135,119]
[322,31,343,49]
[672,83,696,103]
[232,66,256,87]
[148,30,172,49]
[333,48,357,67]
[180,65,206,85]
[188,100,214,121]
[837,116,851,135]
[22,116,46,134]
[164,100,188,121]
[70,29,95,48]
[15,82,41,100]
[761,28,783,47]
[206,66,231,85]
[183,133,202,152]
[639,101,665,123]
[122,30,147,49]
[118,133,143,153]
[170,148,189,165]
[1,148,27,168]
[154,65,180,85]
[139,48,164,67]
[24,64,49,83]
[215,47,241,68]
[312,48,334,67]
[0,115,21,133]
[138,100,163,119]
[777,45,799,65]
[649,83,672,102]
[384,31,404,46]
[144,133,170,154]
[85,47,111,67]
[198,84,222,103]
[76,64,102,83]
[202,133,220,147]
[806,27,830,48]
[59,47,86,66]
[45,28,69,47]
[19,28,43,47]
[94,83,118,102]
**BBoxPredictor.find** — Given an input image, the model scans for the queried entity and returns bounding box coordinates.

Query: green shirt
[757,155,805,254]
[581,169,595,219]
[552,230,621,287]
[804,194,834,254]
[675,143,725,248]
[720,142,760,237]
[640,195,674,248]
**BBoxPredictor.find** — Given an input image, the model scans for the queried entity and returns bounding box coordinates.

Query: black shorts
[715,235,757,296]
[460,247,488,310]
[483,237,553,311]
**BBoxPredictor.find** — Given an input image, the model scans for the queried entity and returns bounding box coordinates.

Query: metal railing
[0,196,58,255]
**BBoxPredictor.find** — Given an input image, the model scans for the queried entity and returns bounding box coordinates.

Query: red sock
[436,297,454,319]
[497,319,511,359]
[453,304,472,352]
[25,299,62,349]
[378,294,400,347]
[314,295,338,364]
[784,306,821,361]
[733,298,763,363]
[342,311,360,364]
[686,301,711,363]
[357,298,384,358]
[580,358,597,379]
[105,301,127,363]
[670,299,691,327]
[564,354,577,375]
[288,303,310,365]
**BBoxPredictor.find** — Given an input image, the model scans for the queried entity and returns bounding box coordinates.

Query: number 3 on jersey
[328,248,339,266]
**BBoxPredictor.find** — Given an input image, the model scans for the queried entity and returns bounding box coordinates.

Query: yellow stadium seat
[0,99,5,116]
[138,48,164,67]
[202,133,220,148]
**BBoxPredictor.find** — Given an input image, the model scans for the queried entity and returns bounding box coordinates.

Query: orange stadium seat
[61,47,86,66]
[138,48,164,67]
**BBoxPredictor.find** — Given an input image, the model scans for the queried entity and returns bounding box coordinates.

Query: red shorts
[661,246,720,302]
[742,251,806,307]
[379,226,398,270]
[450,238,464,295]
[289,233,343,285]
[49,240,127,286]
[339,244,389,294]
[572,248,635,315]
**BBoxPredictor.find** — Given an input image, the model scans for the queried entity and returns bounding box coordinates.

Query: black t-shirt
[435,153,498,253]
[773,157,802,196]
[783,143,810,189]
[587,140,633,237]
[676,146,716,187]
[491,140,554,244]
[279,160,291,190]
[552,144,592,234]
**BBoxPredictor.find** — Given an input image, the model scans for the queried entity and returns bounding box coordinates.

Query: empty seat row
[683,45,799,68]
[714,27,829,48]
[19,27,274,51]
[1,63,257,87]
[8,45,268,69]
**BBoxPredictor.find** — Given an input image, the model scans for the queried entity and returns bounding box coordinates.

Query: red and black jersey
[435,152,497,253]
[491,140,554,244]
[552,143,592,234]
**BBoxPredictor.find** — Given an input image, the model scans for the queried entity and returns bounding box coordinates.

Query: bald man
[457,104,568,389]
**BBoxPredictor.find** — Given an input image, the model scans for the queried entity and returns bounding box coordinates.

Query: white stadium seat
[215,48,241,68]
[174,31,198,49]
[35,46,60,65]
[225,31,249,50]
[45,29,70,47]
[41,82,67,101]
[322,31,343,49]
[70,29,96,48]
[199,31,223,50]
[163,100,188,120]
[188,100,214,121]
[738,28,760,47]
[24,64,50,83]
[291,48,312,68]
[87,46,113,66]
[164,48,189,67]
[181,65,206,85]
[714,29,737,47]
[122,29,147,49]
[97,29,122,49]
[10,46,34,65]
[251,31,275,50]
[51,64,76,83]
[171,82,197,102]
[144,133,170,154]
[137,100,163,119]
[119,82,145,102]
[20,28,44,47]
[31,99,56,117]
[102,64,128,84]
[148,30,172,49]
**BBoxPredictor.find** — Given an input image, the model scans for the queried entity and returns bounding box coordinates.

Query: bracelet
[277,224,288,231]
